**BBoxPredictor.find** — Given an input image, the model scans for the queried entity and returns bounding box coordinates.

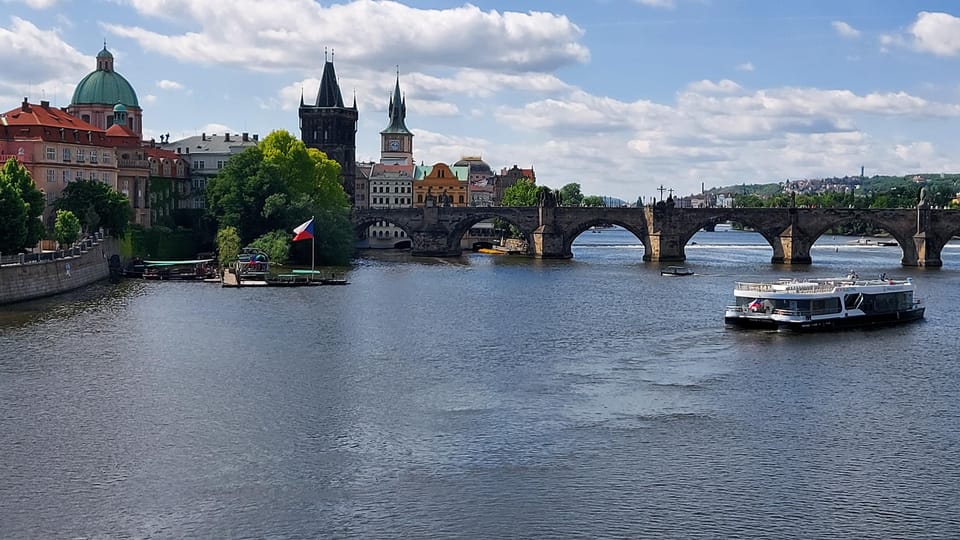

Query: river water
[2,229,959,539]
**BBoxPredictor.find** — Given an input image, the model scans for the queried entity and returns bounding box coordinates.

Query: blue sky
[3,0,960,201]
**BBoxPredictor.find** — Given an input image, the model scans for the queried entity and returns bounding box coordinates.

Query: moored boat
[724,273,924,331]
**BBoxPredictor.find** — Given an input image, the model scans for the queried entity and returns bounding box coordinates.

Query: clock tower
[380,72,413,165]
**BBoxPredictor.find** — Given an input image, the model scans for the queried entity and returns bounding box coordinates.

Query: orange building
[0,99,116,226]
[413,162,469,207]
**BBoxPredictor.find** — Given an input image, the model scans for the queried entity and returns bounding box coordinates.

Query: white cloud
[909,11,960,57]
[735,62,754,72]
[106,0,589,73]
[2,0,61,8]
[143,94,157,104]
[832,21,861,39]
[156,79,184,91]
[686,79,743,94]
[0,16,90,106]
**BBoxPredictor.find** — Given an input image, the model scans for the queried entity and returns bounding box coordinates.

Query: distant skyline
[3,1,960,201]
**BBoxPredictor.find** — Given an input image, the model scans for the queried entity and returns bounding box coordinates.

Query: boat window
[844,293,862,310]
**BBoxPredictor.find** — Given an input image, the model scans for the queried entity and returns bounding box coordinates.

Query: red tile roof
[1,100,102,132]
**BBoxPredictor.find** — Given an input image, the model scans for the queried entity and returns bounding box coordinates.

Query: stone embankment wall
[0,236,120,306]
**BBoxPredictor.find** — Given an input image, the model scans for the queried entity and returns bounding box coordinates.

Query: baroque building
[68,45,143,136]
[160,132,259,210]
[0,99,116,226]
[299,56,359,205]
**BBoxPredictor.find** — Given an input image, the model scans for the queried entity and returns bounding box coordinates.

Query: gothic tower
[299,55,358,204]
[380,71,414,165]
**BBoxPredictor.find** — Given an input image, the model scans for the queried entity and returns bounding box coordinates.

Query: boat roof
[143,258,214,266]
[735,276,914,295]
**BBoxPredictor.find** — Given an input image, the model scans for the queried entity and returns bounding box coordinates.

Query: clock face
[389,139,400,151]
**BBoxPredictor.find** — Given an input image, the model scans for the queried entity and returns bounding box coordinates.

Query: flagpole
[310,215,315,281]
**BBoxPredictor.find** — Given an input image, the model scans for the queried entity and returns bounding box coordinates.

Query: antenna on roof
[331,48,335,62]
[324,47,328,62]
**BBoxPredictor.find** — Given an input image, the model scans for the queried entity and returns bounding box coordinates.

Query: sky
[3,0,960,202]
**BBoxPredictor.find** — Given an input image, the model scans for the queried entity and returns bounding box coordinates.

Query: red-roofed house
[0,98,117,226]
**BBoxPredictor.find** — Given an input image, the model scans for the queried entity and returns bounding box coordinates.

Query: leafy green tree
[249,229,291,266]
[0,173,28,253]
[54,210,81,247]
[501,178,539,206]
[206,129,351,264]
[215,226,241,265]
[3,158,44,248]
[582,195,605,207]
[559,183,584,207]
[733,193,764,207]
[55,180,130,236]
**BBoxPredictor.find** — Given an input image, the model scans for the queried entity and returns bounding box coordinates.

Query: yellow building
[413,162,469,207]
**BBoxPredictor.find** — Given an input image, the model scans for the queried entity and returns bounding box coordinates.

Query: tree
[582,195,605,207]
[248,230,291,266]
[0,173,28,253]
[501,178,539,206]
[3,158,44,248]
[559,183,584,207]
[55,180,130,236]
[215,226,241,265]
[54,210,81,247]
[206,129,353,264]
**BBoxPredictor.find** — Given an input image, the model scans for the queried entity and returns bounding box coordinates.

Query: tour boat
[724,273,924,331]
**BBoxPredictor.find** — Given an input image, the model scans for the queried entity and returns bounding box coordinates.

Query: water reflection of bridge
[352,206,960,266]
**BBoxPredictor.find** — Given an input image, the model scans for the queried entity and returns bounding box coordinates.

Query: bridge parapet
[351,206,960,267]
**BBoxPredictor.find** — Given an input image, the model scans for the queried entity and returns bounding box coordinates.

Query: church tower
[379,71,414,165]
[299,53,359,204]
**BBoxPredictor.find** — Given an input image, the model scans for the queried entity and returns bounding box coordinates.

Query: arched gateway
[352,206,960,267]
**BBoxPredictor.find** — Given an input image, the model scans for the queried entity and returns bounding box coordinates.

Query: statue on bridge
[918,186,930,209]
[538,188,557,208]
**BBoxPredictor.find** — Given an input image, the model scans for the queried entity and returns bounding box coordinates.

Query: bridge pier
[911,232,942,267]
[532,206,571,258]
[643,233,685,262]
[770,225,812,265]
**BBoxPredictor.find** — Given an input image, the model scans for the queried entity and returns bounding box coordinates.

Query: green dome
[71,70,139,108]
[96,46,113,59]
[113,103,127,112]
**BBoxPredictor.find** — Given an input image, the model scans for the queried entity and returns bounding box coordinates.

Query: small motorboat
[661,266,694,276]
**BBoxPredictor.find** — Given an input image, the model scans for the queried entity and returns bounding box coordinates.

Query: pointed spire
[381,68,411,134]
[315,53,345,108]
[300,87,304,107]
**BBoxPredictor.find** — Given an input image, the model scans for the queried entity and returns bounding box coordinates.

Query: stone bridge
[352,206,960,266]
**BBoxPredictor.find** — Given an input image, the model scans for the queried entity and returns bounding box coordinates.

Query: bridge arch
[353,213,415,249]
[561,218,649,258]
[803,213,917,265]
[673,211,784,262]
[448,211,535,252]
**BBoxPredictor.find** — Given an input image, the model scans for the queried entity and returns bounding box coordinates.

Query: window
[62,148,71,162]
[46,169,55,183]
[76,149,85,163]
[46,147,55,160]
[89,152,98,164]
[75,170,83,180]
[217,160,224,169]
[102,152,112,164]
[62,170,69,183]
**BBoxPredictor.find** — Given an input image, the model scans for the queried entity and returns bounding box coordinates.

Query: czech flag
[292,218,314,242]
[748,298,763,312]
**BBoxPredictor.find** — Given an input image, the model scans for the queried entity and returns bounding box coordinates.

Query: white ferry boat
[724,273,924,331]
